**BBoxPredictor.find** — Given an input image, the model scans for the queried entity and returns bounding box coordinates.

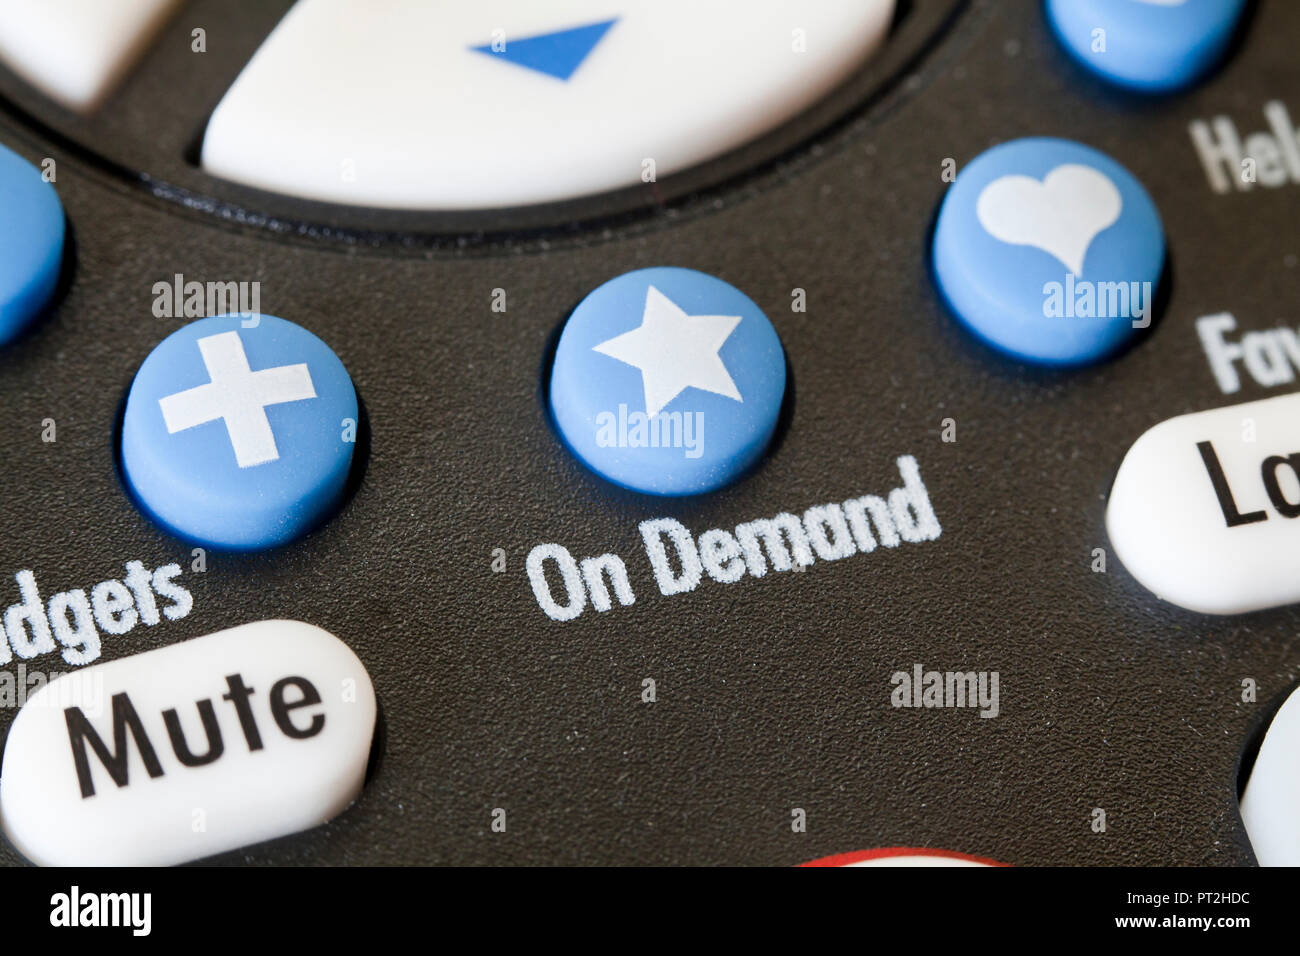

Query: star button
[591,285,743,416]
[548,267,787,496]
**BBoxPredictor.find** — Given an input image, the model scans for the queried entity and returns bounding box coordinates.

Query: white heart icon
[976,163,1122,277]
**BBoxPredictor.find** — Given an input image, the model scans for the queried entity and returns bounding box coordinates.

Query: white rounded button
[0,620,376,866]
[0,0,182,112]
[1107,393,1300,615]
[200,0,896,209]
[1241,681,1300,866]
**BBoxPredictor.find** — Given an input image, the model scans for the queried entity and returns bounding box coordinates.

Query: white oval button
[0,620,376,866]
[0,0,182,112]
[1241,682,1300,866]
[1106,393,1300,615]
[200,0,895,209]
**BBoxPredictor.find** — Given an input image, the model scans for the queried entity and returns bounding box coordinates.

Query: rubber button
[1107,392,1300,615]
[0,142,64,345]
[1241,680,1300,866]
[549,267,786,496]
[932,137,1165,366]
[200,0,895,208]
[121,314,357,551]
[0,0,183,112]
[1046,0,1247,93]
[0,620,376,866]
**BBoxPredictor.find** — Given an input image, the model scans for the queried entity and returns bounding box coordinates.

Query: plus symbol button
[157,331,317,468]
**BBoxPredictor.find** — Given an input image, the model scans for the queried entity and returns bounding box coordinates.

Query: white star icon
[592,285,743,417]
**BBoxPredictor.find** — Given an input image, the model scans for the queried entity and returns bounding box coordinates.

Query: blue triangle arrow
[471,18,618,81]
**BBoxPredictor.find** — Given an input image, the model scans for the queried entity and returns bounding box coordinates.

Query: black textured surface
[0,0,1297,866]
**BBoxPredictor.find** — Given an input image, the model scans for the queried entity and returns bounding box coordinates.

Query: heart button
[930,136,1166,366]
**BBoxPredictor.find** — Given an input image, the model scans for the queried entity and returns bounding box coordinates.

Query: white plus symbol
[157,331,317,468]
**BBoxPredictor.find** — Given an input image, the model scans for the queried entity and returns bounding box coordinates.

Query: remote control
[0,0,1298,869]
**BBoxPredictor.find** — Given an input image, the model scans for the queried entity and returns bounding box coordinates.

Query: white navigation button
[0,0,182,112]
[199,0,896,209]
[0,620,376,866]
[1241,681,1300,866]
[1107,392,1300,615]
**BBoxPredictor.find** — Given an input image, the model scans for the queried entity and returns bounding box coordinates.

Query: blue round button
[0,143,65,345]
[550,267,786,496]
[932,137,1165,366]
[1046,0,1247,93]
[121,314,358,550]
